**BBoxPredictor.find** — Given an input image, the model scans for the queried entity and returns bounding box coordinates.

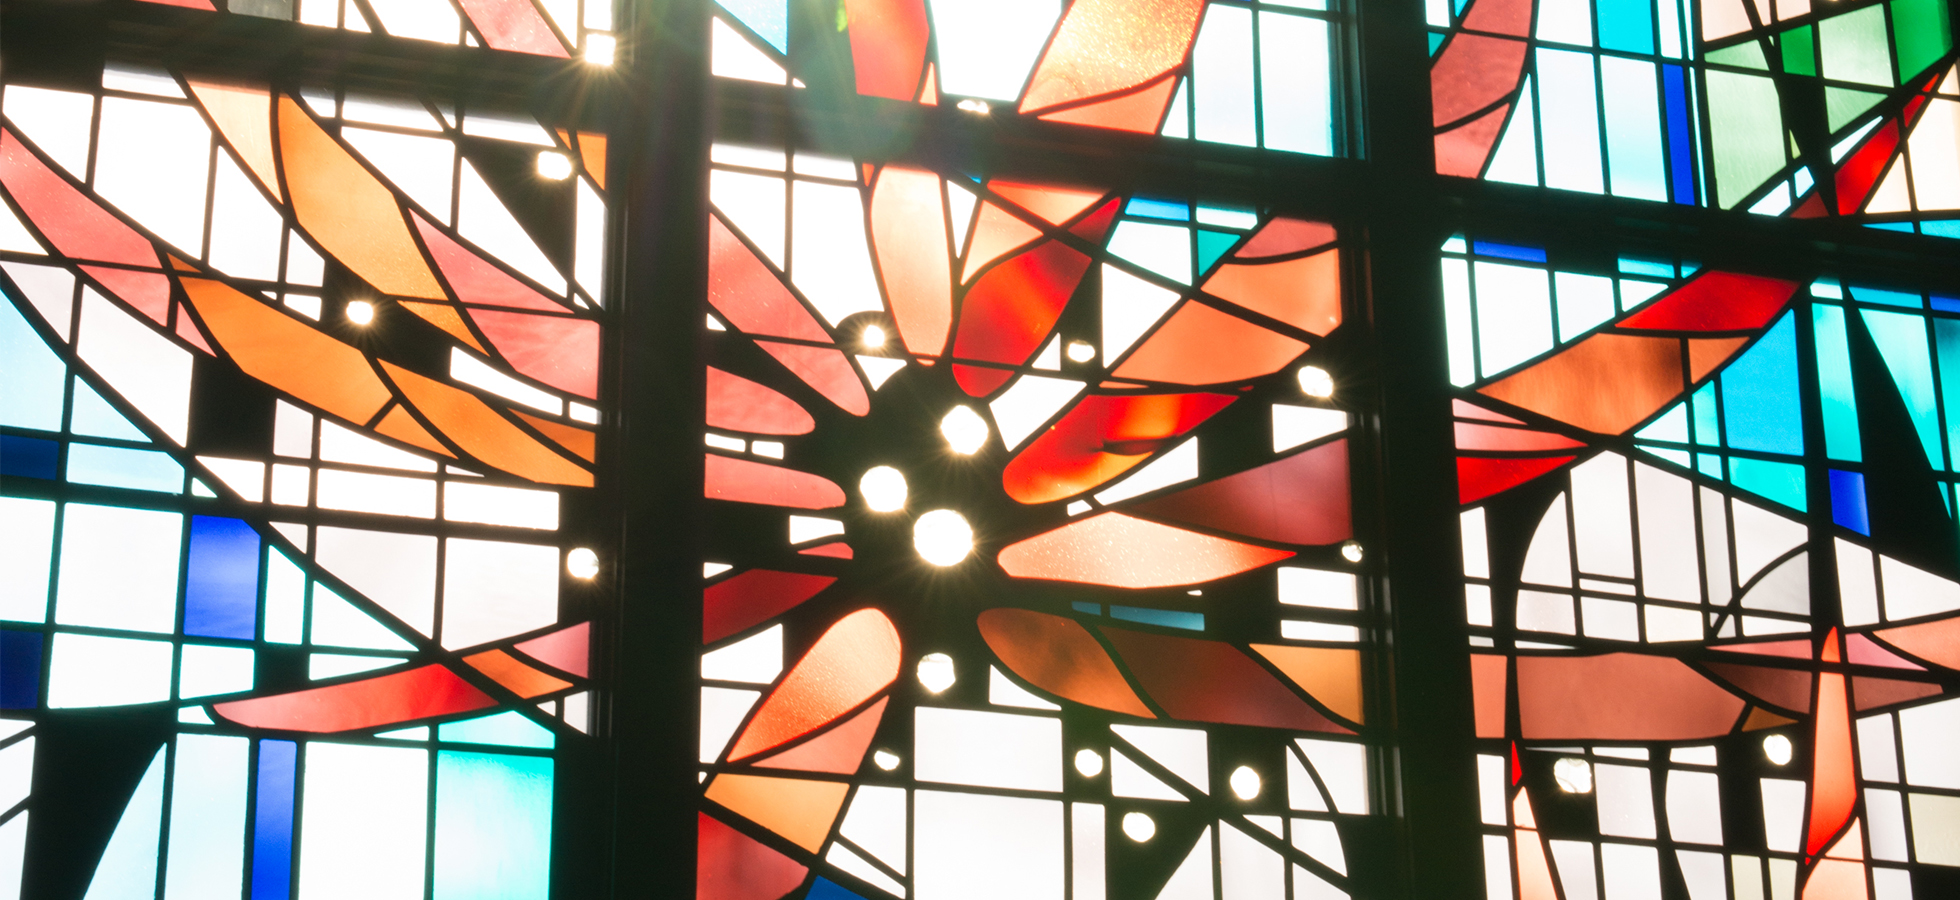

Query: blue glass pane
[1470,241,1547,263]
[1830,469,1871,534]
[0,435,58,479]
[252,740,298,900]
[0,630,43,708]
[185,516,262,640]
[1720,313,1803,455]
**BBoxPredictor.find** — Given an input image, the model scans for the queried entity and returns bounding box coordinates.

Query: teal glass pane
[1813,305,1863,462]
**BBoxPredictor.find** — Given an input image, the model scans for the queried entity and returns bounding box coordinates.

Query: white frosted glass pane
[1071,803,1103,900]
[285,235,325,286]
[315,526,437,636]
[790,180,883,326]
[1879,553,1960,620]
[459,113,554,146]
[83,747,165,899]
[1909,793,1960,865]
[310,653,404,679]
[342,94,442,131]
[1518,590,1576,633]
[1551,841,1599,900]
[1296,738,1368,814]
[1106,221,1192,285]
[319,420,436,471]
[264,549,306,644]
[316,469,437,517]
[440,538,559,648]
[274,400,313,458]
[2,86,94,177]
[1581,596,1640,640]
[162,735,249,900]
[1219,822,1284,900]
[842,785,909,874]
[712,17,790,84]
[1272,405,1346,452]
[574,179,606,301]
[1600,843,1661,900]
[442,481,560,529]
[1570,453,1634,577]
[1865,789,1909,861]
[1760,779,1806,851]
[1193,5,1257,147]
[367,0,460,42]
[450,348,563,415]
[0,498,55,623]
[1477,754,1507,824]
[1101,264,1181,359]
[1899,697,1960,788]
[78,290,193,444]
[95,97,210,252]
[310,585,414,651]
[1093,439,1196,504]
[0,808,23,900]
[3,263,76,337]
[1665,770,1722,844]
[1858,714,1899,781]
[700,624,782,683]
[712,144,787,171]
[207,155,284,281]
[48,634,173,707]
[1482,835,1513,900]
[989,666,1059,710]
[1472,261,1553,376]
[1837,538,1880,625]
[914,790,1064,900]
[1534,50,1605,194]
[55,503,182,632]
[915,707,1062,791]
[0,738,32,814]
[1111,748,1183,800]
[343,127,455,220]
[1676,850,1725,900]
[1600,57,1667,201]
[459,162,565,293]
[1535,0,1592,43]
[1487,77,1542,185]
[1554,272,1617,339]
[699,686,759,762]
[1114,724,1208,792]
[925,0,1061,101]
[711,169,786,266]
[1258,13,1331,156]
[299,743,428,900]
[1441,257,1476,384]
[1596,764,1656,838]
[991,376,1087,450]
[178,644,255,697]
[1278,567,1359,610]
[1521,494,1572,587]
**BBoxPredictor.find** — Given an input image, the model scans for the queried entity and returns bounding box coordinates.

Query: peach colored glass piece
[988,181,1108,227]
[843,0,930,100]
[1470,654,1507,738]
[1477,333,1684,435]
[1112,302,1310,384]
[756,341,870,416]
[1003,391,1234,503]
[1700,0,1755,40]
[1037,75,1180,134]
[1688,336,1755,381]
[375,406,456,456]
[1873,617,1960,668]
[457,0,571,56]
[413,215,568,312]
[1808,663,1857,856]
[1516,829,1558,900]
[513,411,596,461]
[708,216,831,341]
[1236,217,1337,259]
[708,367,816,435]
[870,166,954,356]
[0,130,160,268]
[753,696,889,773]
[1846,633,1924,669]
[463,648,573,698]
[278,97,445,299]
[1201,249,1342,336]
[701,774,851,852]
[513,622,589,677]
[466,308,600,398]
[1436,103,1510,178]
[1703,662,1813,713]
[1516,653,1744,740]
[186,80,282,200]
[1019,0,1204,115]
[975,608,1154,717]
[82,266,171,325]
[576,132,606,190]
[398,301,490,352]
[1250,644,1364,724]
[996,512,1294,588]
[699,812,810,900]
[212,664,495,732]
[1709,638,1814,660]
[1852,676,1940,710]
[918,64,939,104]
[181,277,396,423]
[1430,35,1528,127]
[1454,398,1525,423]
[704,454,846,508]
[960,202,1045,282]
[1461,0,1532,36]
[381,361,594,486]
[1454,422,1585,451]
[174,311,215,355]
[727,608,902,760]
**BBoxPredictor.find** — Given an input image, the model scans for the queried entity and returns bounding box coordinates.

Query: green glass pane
[1706,41,1769,71]
[1780,25,1816,77]
[1813,305,1863,462]
[1891,0,1952,82]
[1819,5,1895,87]
[1826,86,1886,131]
[1705,71,1788,208]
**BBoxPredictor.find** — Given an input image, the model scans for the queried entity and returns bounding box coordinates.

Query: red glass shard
[1457,456,1576,504]
[1111,303,1310,385]
[727,608,902,760]
[704,454,846,509]
[457,0,570,57]
[1702,662,1814,713]
[1516,654,1744,740]
[756,341,870,415]
[703,570,838,643]
[174,308,215,354]
[1036,75,1180,134]
[697,812,810,900]
[1454,399,1524,423]
[1709,638,1815,660]
[1616,271,1798,333]
[1851,676,1942,710]
[466,309,599,398]
[869,166,954,357]
[952,241,1092,379]
[464,648,572,697]
[1454,422,1585,451]
[137,0,218,10]
[1845,633,1924,669]
[1002,391,1236,503]
[212,664,496,732]
[976,608,1155,717]
[1436,103,1511,178]
[708,216,830,341]
[1127,439,1352,545]
[708,367,817,435]
[512,622,589,678]
[1808,665,1856,857]
[754,696,888,773]
[997,512,1294,588]
[1477,333,1685,434]
[1430,35,1528,127]
[413,214,568,312]
[1200,249,1342,337]
[81,266,170,325]
[1018,0,1203,115]
[797,542,854,559]
[0,129,160,269]
[1832,121,1900,215]
[951,363,1015,396]
[1100,626,1350,732]
[1460,0,1532,36]
[843,0,930,100]
[1235,217,1337,259]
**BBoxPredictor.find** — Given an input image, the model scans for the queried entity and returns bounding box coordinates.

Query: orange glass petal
[398,300,489,352]
[708,367,816,435]
[381,361,594,486]
[375,406,456,456]
[463,648,574,698]
[754,696,889,773]
[1250,644,1364,724]
[1037,75,1180,134]
[997,512,1294,588]
[756,341,870,416]
[1002,391,1235,503]
[1020,0,1203,114]
[726,608,902,760]
[181,277,395,423]
[960,202,1044,282]
[1112,302,1310,384]
[976,608,1154,717]
[870,166,954,356]
[704,454,847,509]
[1477,333,1684,435]
[701,774,850,852]
[513,410,595,460]
[277,97,444,299]
[1201,249,1342,337]
[186,79,282,199]
[1236,217,1337,259]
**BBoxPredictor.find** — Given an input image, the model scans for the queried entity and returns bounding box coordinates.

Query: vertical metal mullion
[604,0,710,895]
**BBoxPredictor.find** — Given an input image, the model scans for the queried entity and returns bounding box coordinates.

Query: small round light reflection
[873,750,901,771]
[913,510,974,566]
[1763,734,1794,766]
[1229,766,1262,800]
[940,406,989,454]
[536,151,573,180]
[583,34,617,65]
[1553,757,1593,794]
[1298,365,1335,398]
[345,299,376,326]
[917,652,956,693]
[1340,540,1364,563]
[565,547,600,579]
[1121,812,1156,843]
[860,466,908,512]
[1074,749,1105,778]
[1066,341,1097,363]
[861,324,888,350]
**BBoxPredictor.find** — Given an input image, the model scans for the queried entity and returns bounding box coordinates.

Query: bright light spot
[1229,766,1262,800]
[536,150,573,180]
[1764,734,1794,766]
[861,325,887,350]
[1341,540,1363,563]
[956,99,991,115]
[584,33,617,65]
[1298,365,1334,398]
[940,406,989,454]
[860,466,908,512]
[1074,749,1104,778]
[873,750,901,771]
[345,299,376,326]
[917,652,956,693]
[1066,341,1097,363]
[913,510,974,566]
[566,548,600,579]
[1121,812,1155,842]
[1553,757,1593,793]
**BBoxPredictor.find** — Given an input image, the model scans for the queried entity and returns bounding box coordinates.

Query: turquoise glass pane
[1,293,66,431]
[1935,319,1960,470]
[1813,305,1862,462]
[1862,309,1943,471]
[1720,313,1803,455]
[1729,457,1808,511]
[433,752,554,900]
[439,711,556,749]
[66,444,184,493]
[1595,0,1655,54]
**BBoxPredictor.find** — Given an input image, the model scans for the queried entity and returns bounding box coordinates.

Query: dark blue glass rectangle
[1830,469,1871,535]
[0,631,42,709]
[252,739,298,900]
[0,435,58,480]
[184,516,261,640]
[1469,241,1546,263]
[1663,65,1696,205]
